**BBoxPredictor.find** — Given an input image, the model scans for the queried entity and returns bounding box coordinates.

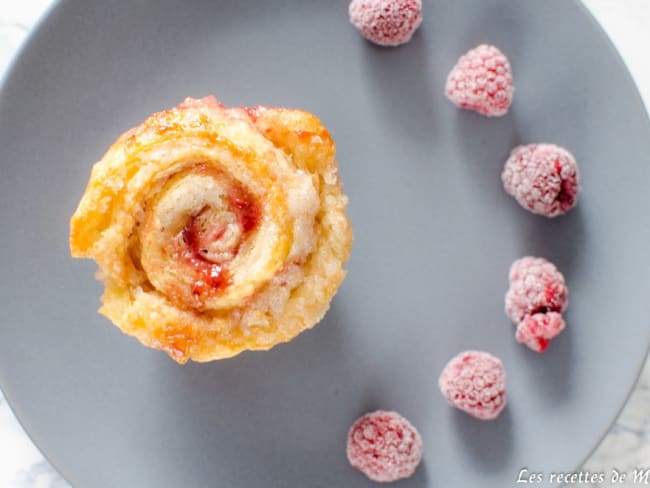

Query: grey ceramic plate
[1,0,650,486]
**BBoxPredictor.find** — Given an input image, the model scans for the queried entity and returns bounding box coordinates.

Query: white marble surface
[0,1,649,486]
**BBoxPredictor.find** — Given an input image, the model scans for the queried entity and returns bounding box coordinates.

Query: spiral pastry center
[140,166,267,311]
[183,207,242,265]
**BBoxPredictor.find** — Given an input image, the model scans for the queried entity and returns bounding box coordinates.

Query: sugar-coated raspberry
[349,0,423,47]
[445,44,514,117]
[502,143,580,217]
[347,410,423,482]
[516,312,566,353]
[505,256,568,324]
[506,257,568,353]
[438,351,507,420]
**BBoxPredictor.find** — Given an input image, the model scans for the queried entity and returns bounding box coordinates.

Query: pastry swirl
[70,97,352,363]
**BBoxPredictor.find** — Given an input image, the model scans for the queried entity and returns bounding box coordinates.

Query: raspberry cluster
[505,257,569,352]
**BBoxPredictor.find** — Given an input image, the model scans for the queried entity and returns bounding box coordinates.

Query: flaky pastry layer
[70,97,352,363]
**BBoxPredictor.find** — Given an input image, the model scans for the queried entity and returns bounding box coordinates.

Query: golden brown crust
[70,97,352,363]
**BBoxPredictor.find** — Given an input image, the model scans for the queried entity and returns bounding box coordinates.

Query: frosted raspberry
[505,256,568,324]
[502,143,580,217]
[347,410,423,482]
[506,257,569,353]
[349,0,423,47]
[445,44,514,117]
[438,351,507,420]
[516,312,566,353]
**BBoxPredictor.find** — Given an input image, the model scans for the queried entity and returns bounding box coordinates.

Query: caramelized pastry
[70,97,352,363]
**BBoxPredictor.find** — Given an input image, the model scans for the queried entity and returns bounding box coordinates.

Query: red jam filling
[228,185,260,234]
[180,182,260,298]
